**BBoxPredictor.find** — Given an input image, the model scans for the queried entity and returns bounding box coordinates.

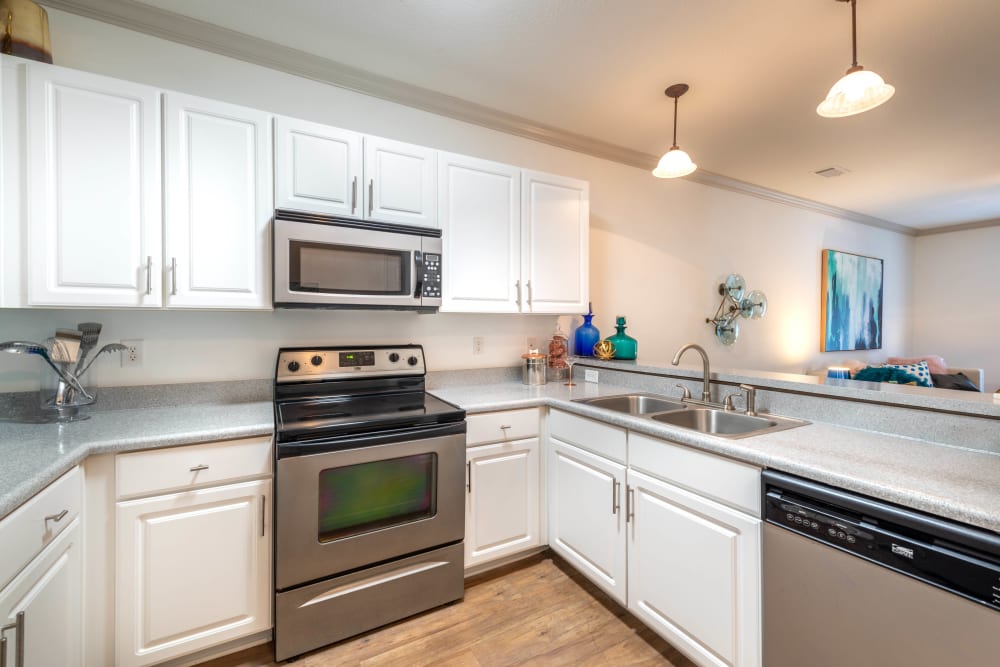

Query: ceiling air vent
[813,165,850,178]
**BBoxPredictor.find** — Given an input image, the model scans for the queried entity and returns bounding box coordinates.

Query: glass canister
[521,351,547,385]
[606,315,637,360]
[574,302,600,357]
[547,324,569,382]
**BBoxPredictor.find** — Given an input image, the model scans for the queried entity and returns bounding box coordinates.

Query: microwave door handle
[413,251,424,300]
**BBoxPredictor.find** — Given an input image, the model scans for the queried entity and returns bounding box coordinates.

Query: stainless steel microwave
[273,210,442,310]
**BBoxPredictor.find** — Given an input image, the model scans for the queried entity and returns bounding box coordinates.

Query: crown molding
[914,217,1000,237]
[41,0,915,237]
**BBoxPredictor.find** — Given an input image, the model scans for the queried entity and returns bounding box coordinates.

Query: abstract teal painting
[821,249,883,352]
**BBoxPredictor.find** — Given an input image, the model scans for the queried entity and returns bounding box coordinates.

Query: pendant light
[652,83,697,179]
[817,0,894,118]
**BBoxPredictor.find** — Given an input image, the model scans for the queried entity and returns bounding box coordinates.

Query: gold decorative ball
[593,340,616,361]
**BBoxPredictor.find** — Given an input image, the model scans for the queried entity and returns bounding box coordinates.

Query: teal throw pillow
[882,361,933,387]
[852,366,922,385]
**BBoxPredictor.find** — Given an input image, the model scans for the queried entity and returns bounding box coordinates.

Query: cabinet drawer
[628,432,761,516]
[116,436,272,499]
[548,409,626,464]
[466,408,539,446]
[0,466,82,590]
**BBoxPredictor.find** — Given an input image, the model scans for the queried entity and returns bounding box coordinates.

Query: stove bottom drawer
[275,541,464,661]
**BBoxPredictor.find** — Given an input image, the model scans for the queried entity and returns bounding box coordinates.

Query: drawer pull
[1,611,24,667]
[189,464,209,472]
[500,424,511,440]
[44,509,68,525]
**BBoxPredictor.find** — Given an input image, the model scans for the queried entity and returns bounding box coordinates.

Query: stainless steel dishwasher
[763,470,1000,666]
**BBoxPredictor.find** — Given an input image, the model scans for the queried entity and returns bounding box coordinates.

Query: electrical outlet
[121,339,143,368]
[472,336,484,355]
[585,369,599,383]
[526,337,537,350]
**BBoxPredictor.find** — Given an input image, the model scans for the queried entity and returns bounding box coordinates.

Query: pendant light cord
[672,96,679,149]
[850,0,858,67]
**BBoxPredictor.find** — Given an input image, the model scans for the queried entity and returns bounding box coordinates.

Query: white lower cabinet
[115,438,273,667]
[0,519,83,667]
[627,468,761,667]
[465,437,541,568]
[547,437,627,604]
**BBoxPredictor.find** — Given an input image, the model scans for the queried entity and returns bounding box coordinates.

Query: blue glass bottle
[607,316,637,360]
[574,303,600,357]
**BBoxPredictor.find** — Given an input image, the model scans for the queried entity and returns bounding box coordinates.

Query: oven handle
[277,420,467,458]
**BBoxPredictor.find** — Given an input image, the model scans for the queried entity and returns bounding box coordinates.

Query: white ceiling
[128,0,1000,230]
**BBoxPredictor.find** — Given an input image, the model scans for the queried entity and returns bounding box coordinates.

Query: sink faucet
[671,343,711,402]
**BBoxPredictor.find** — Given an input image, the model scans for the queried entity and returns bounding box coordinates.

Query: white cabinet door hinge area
[26,63,162,307]
[164,93,273,309]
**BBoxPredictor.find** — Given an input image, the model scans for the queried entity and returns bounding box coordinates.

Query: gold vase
[1,0,52,64]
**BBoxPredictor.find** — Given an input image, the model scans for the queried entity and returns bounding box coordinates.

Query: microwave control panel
[422,253,441,299]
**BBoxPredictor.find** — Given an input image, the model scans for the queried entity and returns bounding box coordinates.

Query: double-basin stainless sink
[572,392,807,439]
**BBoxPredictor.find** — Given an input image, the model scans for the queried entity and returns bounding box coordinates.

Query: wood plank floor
[200,552,696,666]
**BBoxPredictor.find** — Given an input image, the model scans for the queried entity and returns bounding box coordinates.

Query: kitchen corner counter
[0,400,273,521]
[429,380,1000,534]
[2,375,999,537]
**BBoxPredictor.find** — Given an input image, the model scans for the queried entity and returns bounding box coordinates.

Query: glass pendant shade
[652,147,697,179]
[817,67,895,118]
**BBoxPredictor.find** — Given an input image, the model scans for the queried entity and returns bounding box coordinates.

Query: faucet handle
[674,384,692,400]
[721,392,741,411]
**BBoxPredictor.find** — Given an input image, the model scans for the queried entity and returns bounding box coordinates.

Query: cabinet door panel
[0,519,83,667]
[465,438,540,567]
[439,152,520,312]
[548,438,626,604]
[364,136,436,227]
[628,469,761,667]
[26,63,161,307]
[116,480,271,667]
[521,170,588,313]
[164,93,272,309]
[274,116,362,218]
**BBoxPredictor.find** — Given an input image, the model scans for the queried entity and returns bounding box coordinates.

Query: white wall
[913,226,999,391]
[0,9,914,391]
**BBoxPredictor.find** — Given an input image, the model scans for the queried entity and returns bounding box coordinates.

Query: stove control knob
[311,355,323,366]
[388,353,400,363]
[407,356,419,366]
[287,360,300,372]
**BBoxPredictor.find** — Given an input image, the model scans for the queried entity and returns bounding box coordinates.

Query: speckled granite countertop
[2,378,999,536]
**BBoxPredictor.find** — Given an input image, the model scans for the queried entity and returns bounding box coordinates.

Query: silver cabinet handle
[526,280,533,307]
[515,280,522,308]
[500,425,511,440]
[368,179,374,216]
[145,256,153,295]
[351,177,358,214]
[261,495,266,538]
[170,257,178,296]
[1,611,24,667]
[189,464,209,472]
[44,509,68,526]
[466,461,472,493]
[626,485,635,523]
[612,479,620,515]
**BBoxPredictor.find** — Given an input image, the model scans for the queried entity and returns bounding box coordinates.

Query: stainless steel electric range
[272,344,466,662]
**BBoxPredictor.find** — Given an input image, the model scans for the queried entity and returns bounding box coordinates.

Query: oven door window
[318,453,437,542]
[289,241,410,295]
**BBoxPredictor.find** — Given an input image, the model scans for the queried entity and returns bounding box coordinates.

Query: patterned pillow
[853,366,920,385]
[882,360,933,387]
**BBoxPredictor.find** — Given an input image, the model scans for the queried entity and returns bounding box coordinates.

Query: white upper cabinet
[274,116,362,218]
[439,152,521,313]
[25,63,162,307]
[363,135,437,227]
[163,93,273,309]
[521,170,589,313]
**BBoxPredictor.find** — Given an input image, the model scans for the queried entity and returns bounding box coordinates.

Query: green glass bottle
[606,315,637,360]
